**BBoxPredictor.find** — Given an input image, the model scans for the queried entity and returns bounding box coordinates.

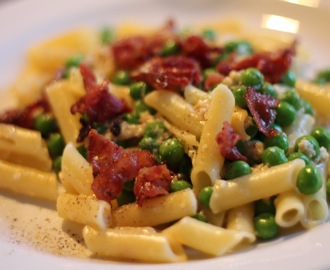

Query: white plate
[0,0,330,269]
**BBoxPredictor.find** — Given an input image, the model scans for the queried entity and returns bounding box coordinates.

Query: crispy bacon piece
[134,164,172,206]
[182,35,222,68]
[71,64,131,123]
[131,56,202,92]
[245,87,279,138]
[111,21,178,70]
[216,121,248,162]
[216,46,295,83]
[112,36,150,70]
[0,98,49,129]
[88,130,157,203]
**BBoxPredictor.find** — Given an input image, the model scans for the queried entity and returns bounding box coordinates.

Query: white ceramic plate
[0,0,330,269]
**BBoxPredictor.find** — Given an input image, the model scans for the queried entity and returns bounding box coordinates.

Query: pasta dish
[0,19,330,263]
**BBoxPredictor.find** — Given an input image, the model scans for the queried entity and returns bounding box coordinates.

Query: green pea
[262,146,288,166]
[296,165,322,195]
[159,138,185,166]
[116,190,136,206]
[76,144,88,160]
[254,213,278,240]
[53,156,62,173]
[287,152,311,165]
[224,40,253,55]
[281,90,301,110]
[281,70,296,87]
[245,122,258,138]
[62,55,84,78]
[224,160,252,180]
[123,113,140,124]
[123,180,135,192]
[276,101,296,127]
[202,28,216,41]
[199,186,213,207]
[94,123,107,135]
[66,55,84,69]
[232,86,247,108]
[262,83,277,98]
[129,81,148,100]
[161,39,179,56]
[100,27,114,44]
[47,133,65,157]
[192,213,208,223]
[178,155,192,180]
[134,100,155,115]
[264,133,289,153]
[34,113,57,137]
[326,178,330,198]
[144,121,167,138]
[301,99,314,115]
[294,135,320,160]
[239,68,264,91]
[113,70,131,85]
[254,199,276,216]
[311,126,330,150]
[138,136,159,153]
[313,69,330,85]
[170,180,192,192]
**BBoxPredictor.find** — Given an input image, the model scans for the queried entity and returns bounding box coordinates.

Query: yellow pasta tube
[60,143,93,195]
[183,85,210,105]
[0,159,58,201]
[57,192,111,230]
[191,84,235,194]
[296,80,330,116]
[83,226,187,263]
[226,203,256,244]
[144,90,203,138]
[210,159,305,213]
[162,216,243,256]
[112,188,197,227]
[275,191,305,228]
[28,28,99,72]
[0,124,52,171]
[230,107,250,140]
[45,79,83,145]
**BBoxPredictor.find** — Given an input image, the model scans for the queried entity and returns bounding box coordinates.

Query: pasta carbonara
[0,19,330,263]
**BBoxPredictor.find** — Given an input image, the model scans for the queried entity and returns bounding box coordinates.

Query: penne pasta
[60,143,93,195]
[275,191,305,228]
[83,225,187,263]
[112,188,197,227]
[191,84,235,194]
[210,159,305,213]
[144,90,204,138]
[0,123,52,171]
[162,216,244,256]
[0,159,58,201]
[57,192,111,230]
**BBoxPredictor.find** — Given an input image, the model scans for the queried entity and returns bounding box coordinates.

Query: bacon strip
[111,21,178,70]
[88,130,158,204]
[216,121,248,162]
[216,46,295,83]
[182,35,222,68]
[245,87,279,138]
[134,164,172,206]
[131,56,202,92]
[0,98,49,129]
[71,64,131,123]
